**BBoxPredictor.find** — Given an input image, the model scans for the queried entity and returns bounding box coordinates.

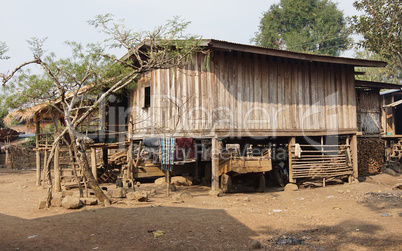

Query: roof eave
[206,39,387,67]
[355,80,402,90]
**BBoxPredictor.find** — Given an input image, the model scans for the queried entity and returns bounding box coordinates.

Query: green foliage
[350,0,401,76]
[27,37,48,59]
[0,41,9,127]
[1,38,131,116]
[0,41,9,60]
[22,136,36,147]
[354,49,402,84]
[2,69,55,110]
[88,14,202,71]
[252,0,350,56]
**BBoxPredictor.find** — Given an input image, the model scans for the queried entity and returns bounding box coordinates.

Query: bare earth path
[0,169,401,250]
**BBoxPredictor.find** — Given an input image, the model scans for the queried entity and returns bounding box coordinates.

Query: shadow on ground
[0,206,257,251]
[259,219,402,250]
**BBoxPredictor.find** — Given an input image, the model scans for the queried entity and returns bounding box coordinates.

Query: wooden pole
[350,134,359,178]
[35,119,41,186]
[102,148,108,169]
[53,110,61,192]
[127,142,133,180]
[91,147,97,181]
[195,141,201,179]
[54,144,61,192]
[166,165,170,196]
[211,137,220,191]
[42,134,48,188]
[5,147,10,168]
[288,137,296,183]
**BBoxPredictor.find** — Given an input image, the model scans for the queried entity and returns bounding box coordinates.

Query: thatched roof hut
[2,103,50,127]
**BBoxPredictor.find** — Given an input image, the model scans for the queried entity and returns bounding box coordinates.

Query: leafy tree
[252,0,350,56]
[354,49,402,84]
[0,15,201,206]
[350,0,401,80]
[0,41,9,60]
[0,41,9,128]
[0,96,8,128]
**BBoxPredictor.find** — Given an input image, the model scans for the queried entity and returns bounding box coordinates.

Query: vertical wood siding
[130,51,357,136]
[356,89,381,134]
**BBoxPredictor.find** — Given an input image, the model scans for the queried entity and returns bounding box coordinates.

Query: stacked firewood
[97,151,128,183]
[109,151,127,166]
[358,138,385,175]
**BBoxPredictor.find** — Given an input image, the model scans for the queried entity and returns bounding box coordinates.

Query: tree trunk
[69,143,84,197]
[43,143,56,208]
[73,136,111,206]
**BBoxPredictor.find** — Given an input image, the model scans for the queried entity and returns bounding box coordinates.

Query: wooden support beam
[127,142,133,180]
[5,148,10,168]
[35,119,41,186]
[42,143,48,189]
[91,147,97,181]
[350,134,359,178]
[211,137,220,191]
[36,150,41,186]
[54,145,61,192]
[102,148,108,169]
[288,137,296,183]
[52,110,61,192]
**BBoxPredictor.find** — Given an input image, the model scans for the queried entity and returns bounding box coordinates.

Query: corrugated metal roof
[380,89,402,95]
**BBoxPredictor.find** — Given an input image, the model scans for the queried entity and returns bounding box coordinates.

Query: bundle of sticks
[358,138,385,175]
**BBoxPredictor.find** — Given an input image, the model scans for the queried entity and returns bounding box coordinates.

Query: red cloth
[176,138,194,159]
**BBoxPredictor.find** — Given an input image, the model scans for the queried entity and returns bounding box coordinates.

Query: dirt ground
[0,169,401,251]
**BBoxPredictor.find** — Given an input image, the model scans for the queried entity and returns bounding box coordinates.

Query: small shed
[354,80,401,175]
[380,89,402,168]
[382,89,402,136]
[355,80,402,136]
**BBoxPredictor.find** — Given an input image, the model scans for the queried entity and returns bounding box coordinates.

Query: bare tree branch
[1,58,40,84]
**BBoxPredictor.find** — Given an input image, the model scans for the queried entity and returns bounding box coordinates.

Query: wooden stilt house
[127,39,388,190]
[4,39,392,192]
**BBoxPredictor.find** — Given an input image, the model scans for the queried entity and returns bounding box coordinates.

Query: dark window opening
[144,86,151,108]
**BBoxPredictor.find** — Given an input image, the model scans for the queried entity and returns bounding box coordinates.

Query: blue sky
[0,0,360,74]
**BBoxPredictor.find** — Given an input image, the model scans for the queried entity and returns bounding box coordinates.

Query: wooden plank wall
[356,89,381,135]
[129,51,357,136]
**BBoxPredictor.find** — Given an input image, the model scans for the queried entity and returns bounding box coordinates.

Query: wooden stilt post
[350,134,359,178]
[54,144,61,192]
[42,134,48,188]
[288,137,296,183]
[91,147,97,181]
[127,142,133,181]
[195,156,200,180]
[211,137,220,191]
[195,141,201,180]
[53,110,61,192]
[102,148,108,169]
[35,119,41,186]
[5,147,9,168]
[166,166,170,196]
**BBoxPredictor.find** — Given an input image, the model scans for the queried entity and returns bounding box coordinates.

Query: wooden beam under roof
[207,39,387,68]
[355,80,402,89]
